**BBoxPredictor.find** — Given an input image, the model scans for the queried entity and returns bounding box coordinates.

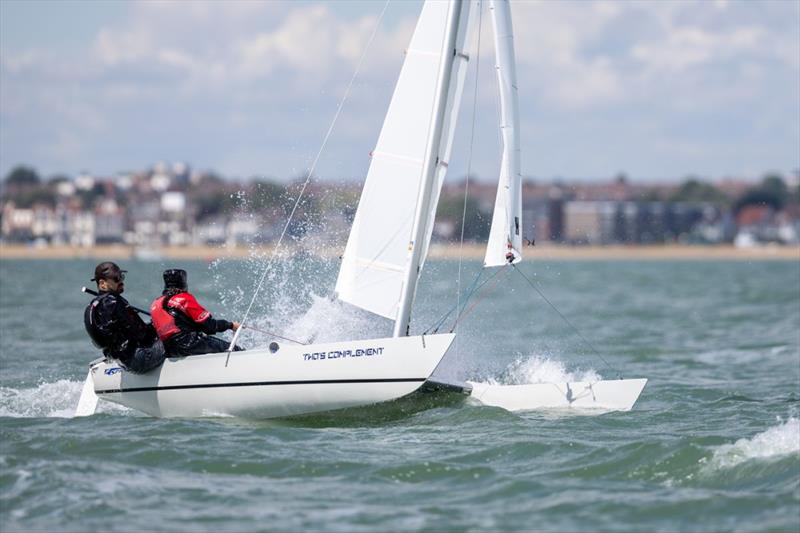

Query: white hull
[91,334,455,418]
[83,339,646,417]
[468,378,647,412]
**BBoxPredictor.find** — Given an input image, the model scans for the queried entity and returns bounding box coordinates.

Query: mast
[393,0,465,337]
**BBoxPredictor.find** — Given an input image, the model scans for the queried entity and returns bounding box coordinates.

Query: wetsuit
[150,292,243,356]
[84,292,165,373]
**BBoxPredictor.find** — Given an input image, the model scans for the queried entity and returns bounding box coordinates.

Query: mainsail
[335,0,474,326]
[484,0,522,267]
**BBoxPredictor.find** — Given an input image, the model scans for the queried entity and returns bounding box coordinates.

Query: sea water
[1,257,798,531]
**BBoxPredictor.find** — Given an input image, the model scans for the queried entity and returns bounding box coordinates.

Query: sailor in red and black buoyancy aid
[150,269,244,357]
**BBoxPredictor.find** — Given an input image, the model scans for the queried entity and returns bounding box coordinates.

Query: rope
[423,268,483,335]
[225,0,391,366]
[455,0,484,341]
[242,325,309,346]
[511,264,621,378]
[450,263,510,331]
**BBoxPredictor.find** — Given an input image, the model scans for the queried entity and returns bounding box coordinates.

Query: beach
[1,242,798,261]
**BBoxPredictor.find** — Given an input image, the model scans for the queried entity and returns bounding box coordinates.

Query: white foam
[486,355,601,386]
[0,379,131,418]
[707,417,800,469]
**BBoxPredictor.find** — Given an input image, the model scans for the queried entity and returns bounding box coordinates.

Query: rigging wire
[423,268,483,335]
[423,261,508,336]
[511,264,622,378]
[450,263,510,332]
[225,0,392,366]
[242,325,309,346]
[454,0,484,346]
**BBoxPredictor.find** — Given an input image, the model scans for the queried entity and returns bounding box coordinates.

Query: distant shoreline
[1,243,798,261]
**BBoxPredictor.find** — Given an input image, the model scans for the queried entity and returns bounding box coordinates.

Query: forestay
[335,1,474,320]
[484,0,523,267]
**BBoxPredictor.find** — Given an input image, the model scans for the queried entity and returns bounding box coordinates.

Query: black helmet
[163,269,188,291]
[91,261,126,282]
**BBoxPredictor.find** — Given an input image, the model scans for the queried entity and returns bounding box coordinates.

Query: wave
[485,355,601,386]
[705,417,800,469]
[0,379,130,418]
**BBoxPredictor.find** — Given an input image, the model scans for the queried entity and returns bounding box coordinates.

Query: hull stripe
[95,377,427,395]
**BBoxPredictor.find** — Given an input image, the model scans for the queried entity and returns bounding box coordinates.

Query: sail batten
[370,151,425,165]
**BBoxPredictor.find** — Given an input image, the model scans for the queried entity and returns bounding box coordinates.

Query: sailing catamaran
[76,0,646,418]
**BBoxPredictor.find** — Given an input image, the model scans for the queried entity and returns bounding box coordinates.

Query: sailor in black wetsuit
[84,262,166,373]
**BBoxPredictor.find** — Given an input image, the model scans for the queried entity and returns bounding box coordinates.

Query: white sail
[336,1,473,322]
[484,0,522,267]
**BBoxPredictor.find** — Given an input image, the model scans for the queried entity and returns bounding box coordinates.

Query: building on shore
[2,165,798,249]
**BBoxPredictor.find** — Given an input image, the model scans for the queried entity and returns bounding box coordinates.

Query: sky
[0,0,798,184]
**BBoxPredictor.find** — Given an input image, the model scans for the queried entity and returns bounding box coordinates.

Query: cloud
[630,26,765,72]
[507,0,628,109]
[235,5,348,77]
[83,2,410,91]
[0,0,797,180]
[94,27,153,66]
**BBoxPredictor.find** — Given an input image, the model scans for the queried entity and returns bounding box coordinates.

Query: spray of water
[208,183,383,350]
[483,354,601,386]
[281,294,389,344]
